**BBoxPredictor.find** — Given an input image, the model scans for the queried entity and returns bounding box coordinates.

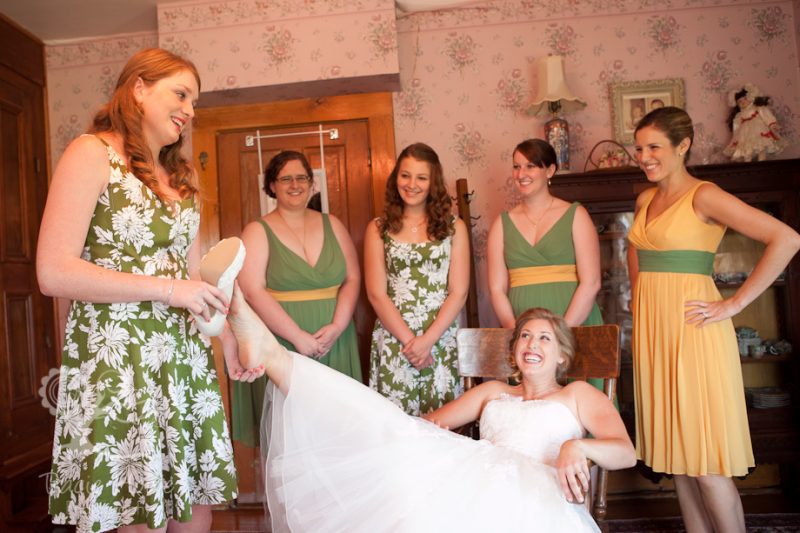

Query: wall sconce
[528,55,586,172]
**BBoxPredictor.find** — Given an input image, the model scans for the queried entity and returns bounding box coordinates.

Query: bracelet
[166,279,175,305]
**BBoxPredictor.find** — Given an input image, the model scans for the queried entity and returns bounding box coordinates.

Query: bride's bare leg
[228,285,293,394]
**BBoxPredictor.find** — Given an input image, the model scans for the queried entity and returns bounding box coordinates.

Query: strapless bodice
[479,395,583,465]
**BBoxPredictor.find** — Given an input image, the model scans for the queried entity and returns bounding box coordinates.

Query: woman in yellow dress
[627,107,800,532]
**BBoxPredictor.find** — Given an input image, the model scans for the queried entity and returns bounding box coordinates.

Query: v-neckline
[643,184,696,229]
[268,216,327,270]
[507,204,569,249]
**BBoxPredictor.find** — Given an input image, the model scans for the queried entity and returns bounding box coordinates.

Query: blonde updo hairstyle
[507,307,576,384]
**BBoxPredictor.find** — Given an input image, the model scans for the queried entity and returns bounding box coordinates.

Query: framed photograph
[610,78,686,144]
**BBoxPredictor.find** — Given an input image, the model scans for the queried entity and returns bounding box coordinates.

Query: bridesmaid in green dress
[365,143,470,415]
[487,139,603,388]
[234,151,362,446]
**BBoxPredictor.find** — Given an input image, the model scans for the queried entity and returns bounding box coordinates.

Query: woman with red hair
[38,48,248,532]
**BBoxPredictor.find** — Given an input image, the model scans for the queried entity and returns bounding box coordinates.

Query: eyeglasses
[276,174,311,185]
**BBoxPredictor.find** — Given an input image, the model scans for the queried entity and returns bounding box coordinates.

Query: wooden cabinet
[551,159,800,486]
[0,14,57,531]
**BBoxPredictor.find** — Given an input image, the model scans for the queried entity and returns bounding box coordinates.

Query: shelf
[598,231,626,241]
[716,279,786,290]
[740,354,791,364]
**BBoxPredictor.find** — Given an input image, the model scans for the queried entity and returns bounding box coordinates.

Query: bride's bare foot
[228,284,292,392]
[220,326,263,383]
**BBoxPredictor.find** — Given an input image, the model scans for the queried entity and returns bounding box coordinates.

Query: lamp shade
[529,55,586,116]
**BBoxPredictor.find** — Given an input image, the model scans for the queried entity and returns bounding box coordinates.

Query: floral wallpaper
[157,0,399,93]
[43,0,799,327]
[46,32,159,163]
[391,0,800,325]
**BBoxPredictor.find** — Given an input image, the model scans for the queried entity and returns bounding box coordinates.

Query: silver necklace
[522,197,554,229]
[405,216,427,233]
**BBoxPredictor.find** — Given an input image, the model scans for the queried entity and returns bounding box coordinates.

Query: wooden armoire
[0,14,58,531]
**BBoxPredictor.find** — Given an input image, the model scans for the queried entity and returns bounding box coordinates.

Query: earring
[548,178,552,186]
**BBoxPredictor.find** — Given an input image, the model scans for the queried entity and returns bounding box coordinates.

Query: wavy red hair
[89,48,200,200]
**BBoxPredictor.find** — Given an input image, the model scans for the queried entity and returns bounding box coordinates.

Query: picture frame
[610,78,686,144]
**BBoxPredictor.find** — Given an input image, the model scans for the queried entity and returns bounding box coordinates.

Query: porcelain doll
[723,84,786,162]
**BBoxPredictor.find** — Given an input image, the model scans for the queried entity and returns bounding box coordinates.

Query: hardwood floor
[211,503,268,532]
[209,491,799,532]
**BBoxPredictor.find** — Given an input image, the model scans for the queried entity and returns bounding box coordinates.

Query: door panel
[0,62,56,522]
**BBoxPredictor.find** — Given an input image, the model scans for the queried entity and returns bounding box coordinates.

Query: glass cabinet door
[591,211,635,422]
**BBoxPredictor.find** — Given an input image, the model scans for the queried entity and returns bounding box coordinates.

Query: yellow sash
[267,284,341,302]
[508,265,578,288]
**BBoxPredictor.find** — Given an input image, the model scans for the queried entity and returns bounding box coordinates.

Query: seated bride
[227,285,635,533]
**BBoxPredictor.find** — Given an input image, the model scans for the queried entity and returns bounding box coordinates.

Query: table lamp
[528,55,586,171]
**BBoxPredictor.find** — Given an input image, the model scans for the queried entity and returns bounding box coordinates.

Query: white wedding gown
[264,352,599,533]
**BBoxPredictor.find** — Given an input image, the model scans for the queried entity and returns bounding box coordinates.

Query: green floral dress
[48,139,237,533]
[368,230,462,415]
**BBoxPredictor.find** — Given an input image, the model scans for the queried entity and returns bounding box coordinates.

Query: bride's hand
[556,439,591,504]
[421,412,449,430]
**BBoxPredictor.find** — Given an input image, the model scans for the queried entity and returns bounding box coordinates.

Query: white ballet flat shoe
[193,237,247,337]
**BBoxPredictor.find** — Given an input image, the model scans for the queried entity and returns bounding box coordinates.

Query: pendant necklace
[277,210,308,261]
[522,197,554,233]
[405,216,427,234]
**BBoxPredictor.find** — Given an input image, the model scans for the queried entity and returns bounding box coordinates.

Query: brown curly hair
[89,48,201,201]
[379,143,454,241]
[507,307,576,384]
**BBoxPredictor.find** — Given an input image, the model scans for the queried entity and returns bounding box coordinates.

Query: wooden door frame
[192,92,395,255]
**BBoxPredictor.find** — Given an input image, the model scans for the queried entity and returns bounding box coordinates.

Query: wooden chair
[456,324,621,522]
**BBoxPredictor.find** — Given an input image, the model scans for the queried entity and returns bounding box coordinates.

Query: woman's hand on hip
[684,298,742,327]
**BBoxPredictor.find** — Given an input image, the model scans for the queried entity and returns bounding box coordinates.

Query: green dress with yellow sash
[503,202,603,324]
[503,203,604,392]
[231,214,362,446]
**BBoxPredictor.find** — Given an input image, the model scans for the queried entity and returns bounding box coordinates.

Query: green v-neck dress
[231,214,361,447]
[49,138,237,533]
[503,203,604,391]
[503,202,603,325]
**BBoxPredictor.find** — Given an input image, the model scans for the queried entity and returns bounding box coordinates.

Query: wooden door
[193,92,395,505]
[0,62,57,528]
[217,120,372,262]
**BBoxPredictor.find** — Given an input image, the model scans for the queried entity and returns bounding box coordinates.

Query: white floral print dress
[368,231,463,415]
[48,138,237,533]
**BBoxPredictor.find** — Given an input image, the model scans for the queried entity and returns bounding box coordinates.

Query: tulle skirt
[264,353,598,533]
